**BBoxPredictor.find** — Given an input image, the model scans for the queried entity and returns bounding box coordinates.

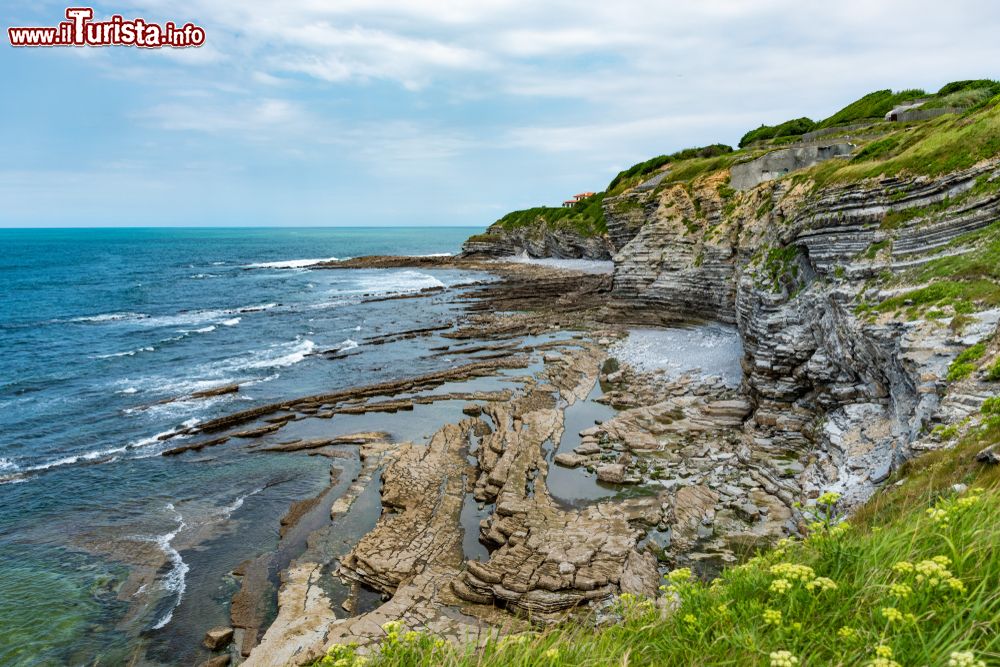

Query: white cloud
[7,0,1000,226]
[140,98,306,133]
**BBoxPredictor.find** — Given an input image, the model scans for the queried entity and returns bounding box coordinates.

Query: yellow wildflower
[829,521,851,537]
[875,645,893,658]
[683,613,698,626]
[769,578,792,594]
[763,609,782,626]
[769,650,799,667]
[665,568,693,584]
[946,578,966,594]
[838,626,857,641]
[544,648,560,660]
[888,583,912,598]
[867,659,901,667]
[892,561,914,575]
[402,631,420,643]
[881,607,904,623]
[380,621,403,636]
[948,651,986,667]
[769,563,815,582]
[817,491,842,505]
[927,507,950,524]
[805,577,837,592]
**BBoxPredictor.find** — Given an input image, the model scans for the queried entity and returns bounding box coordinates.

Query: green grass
[607,145,734,194]
[659,153,741,187]
[947,343,988,382]
[314,409,1000,667]
[491,193,608,237]
[855,216,1000,321]
[740,118,817,148]
[815,89,927,129]
[986,359,1000,383]
[812,99,1000,185]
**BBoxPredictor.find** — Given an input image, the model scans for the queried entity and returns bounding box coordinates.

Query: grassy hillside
[739,81,1000,148]
[314,395,1000,666]
[469,192,608,242]
[477,80,999,242]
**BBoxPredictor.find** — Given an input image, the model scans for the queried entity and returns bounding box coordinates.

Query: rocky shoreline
[150,162,999,665]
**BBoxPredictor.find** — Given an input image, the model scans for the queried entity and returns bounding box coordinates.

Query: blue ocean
[0,227,484,665]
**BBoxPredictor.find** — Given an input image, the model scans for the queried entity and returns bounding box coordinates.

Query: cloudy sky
[2,0,999,227]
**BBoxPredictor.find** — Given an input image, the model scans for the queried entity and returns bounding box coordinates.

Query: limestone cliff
[463,195,614,259]
[463,219,614,259]
[604,126,1000,505]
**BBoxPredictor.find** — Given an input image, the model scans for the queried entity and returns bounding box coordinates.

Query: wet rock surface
[148,214,997,666]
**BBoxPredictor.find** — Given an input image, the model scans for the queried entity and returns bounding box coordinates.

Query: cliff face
[463,221,615,259]
[605,158,1000,504]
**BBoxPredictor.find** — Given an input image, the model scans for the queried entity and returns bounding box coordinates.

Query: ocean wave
[351,270,447,296]
[94,346,156,360]
[237,338,316,370]
[415,252,454,257]
[243,257,339,269]
[70,311,147,323]
[220,317,241,326]
[150,504,189,630]
[221,487,265,518]
[189,273,220,279]
[0,457,18,473]
[334,338,359,352]
[0,427,192,484]
[64,304,276,329]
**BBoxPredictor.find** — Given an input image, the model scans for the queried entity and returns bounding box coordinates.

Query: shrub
[740,117,817,148]
[947,343,987,381]
[986,359,1000,382]
[607,145,733,193]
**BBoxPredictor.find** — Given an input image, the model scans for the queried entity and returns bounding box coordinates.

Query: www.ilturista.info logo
[8,7,205,48]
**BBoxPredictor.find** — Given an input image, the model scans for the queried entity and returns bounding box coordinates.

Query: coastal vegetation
[466,191,608,242]
[313,405,1000,666]
[475,80,1000,250]
[606,144,734,194]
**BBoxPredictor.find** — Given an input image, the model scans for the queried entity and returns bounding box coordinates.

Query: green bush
[607,145,733,193]
[937,79,1000,97]
[986,360,1000,383]
[739,117,817,148]
[947,343,987,382]
[816,89,926,128]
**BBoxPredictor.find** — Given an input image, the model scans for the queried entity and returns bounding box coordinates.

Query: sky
[2,0,999,228]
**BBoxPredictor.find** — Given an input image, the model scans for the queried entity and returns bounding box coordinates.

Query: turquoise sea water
[0,227,484,665]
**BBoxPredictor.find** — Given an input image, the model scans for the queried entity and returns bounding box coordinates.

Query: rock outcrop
[605,157,1000,505]
[462,222,614,259]
[729,143,855,191]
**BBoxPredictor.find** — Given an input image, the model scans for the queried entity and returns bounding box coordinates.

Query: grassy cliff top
[473,192,608,240]
[477,80,1000,242]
